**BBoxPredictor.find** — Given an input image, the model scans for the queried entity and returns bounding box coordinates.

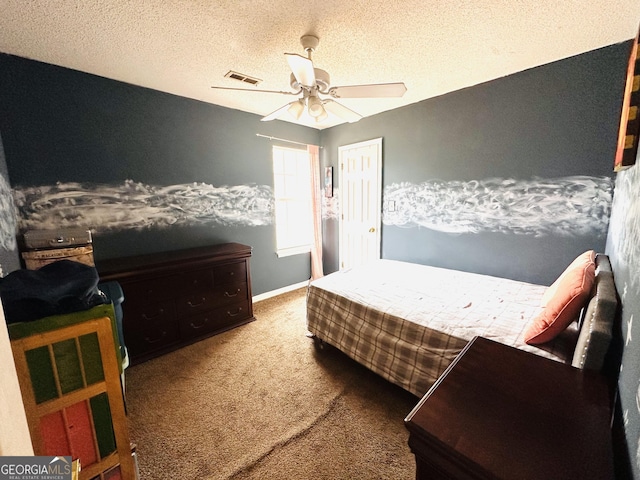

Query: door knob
[369,227,376,233]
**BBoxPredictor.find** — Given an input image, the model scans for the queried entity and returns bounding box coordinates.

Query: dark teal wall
[320,42,629,285]
[0,53,320,294]
[607,163,640,479]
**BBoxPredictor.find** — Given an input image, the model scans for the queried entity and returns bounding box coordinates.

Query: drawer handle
[224,288,241,298]
[142,309,164,320]
[187,297,207,307]
[144,331,167,344]
[227,307,243,317]
[190,318,210,329]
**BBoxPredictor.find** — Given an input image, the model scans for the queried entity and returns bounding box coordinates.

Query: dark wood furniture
[97,243,254,364]
[404,336,614,480]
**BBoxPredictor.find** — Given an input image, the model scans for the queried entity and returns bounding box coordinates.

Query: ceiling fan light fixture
[287,99,305,120]
[315,108,329,122]
[307,95,325,117]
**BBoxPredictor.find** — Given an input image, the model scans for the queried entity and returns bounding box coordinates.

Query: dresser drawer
[177,311,218,339]
[214,261,247,285]
[211,282,248,306]
[175,268,214,294]
[212,300,251,328]
[122,276,177,304]
[175,282,249,317]
[175,291,218,317]
[123,301,180,355]
[178,300,251,339]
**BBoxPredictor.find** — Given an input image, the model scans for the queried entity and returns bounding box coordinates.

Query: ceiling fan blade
[261,102,298,122]
[327,82,407,98]
[211,85,298,95]
[285,53,316,88]
[322,100,362,123]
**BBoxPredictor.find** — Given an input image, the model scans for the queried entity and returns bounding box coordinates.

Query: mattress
[306,259,579,397]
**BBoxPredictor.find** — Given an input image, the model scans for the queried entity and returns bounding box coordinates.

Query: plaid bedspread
[306,260,577,397]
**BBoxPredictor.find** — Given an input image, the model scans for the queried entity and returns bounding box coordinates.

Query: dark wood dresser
[97,243,254,364]
[404,336,614,480]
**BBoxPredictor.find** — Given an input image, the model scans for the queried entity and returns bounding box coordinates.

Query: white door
[338,138,383,270]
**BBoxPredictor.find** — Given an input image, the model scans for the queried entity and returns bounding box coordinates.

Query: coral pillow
[540,250,595,307]
[525,253,596,345]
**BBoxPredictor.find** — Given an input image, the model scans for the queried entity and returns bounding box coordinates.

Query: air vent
[224,71,262,86]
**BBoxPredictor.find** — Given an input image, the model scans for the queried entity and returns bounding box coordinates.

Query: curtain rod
[256,134,321,148]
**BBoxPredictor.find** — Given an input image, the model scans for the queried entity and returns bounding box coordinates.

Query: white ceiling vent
[224,71,262,86]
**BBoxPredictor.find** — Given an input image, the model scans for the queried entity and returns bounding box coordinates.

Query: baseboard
[253,280,308,303]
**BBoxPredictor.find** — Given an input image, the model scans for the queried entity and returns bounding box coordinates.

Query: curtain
[308,144,324,280]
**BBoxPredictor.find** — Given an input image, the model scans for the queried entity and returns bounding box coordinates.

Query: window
[272,146,312,257]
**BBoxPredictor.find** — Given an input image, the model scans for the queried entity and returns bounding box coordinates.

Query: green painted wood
[80,332,104,385]
[25,346,58,403]
[53,339,83,394]
[90,393,117,459]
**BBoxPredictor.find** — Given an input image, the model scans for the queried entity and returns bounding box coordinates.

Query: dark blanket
[0,260,108,324]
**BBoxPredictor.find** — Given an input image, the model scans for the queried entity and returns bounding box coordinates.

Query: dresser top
[96,242,252,280]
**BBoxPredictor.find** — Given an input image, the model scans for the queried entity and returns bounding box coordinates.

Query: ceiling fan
[211,35,407,124]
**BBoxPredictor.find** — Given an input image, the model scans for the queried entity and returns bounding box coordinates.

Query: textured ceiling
[0,1,639,129]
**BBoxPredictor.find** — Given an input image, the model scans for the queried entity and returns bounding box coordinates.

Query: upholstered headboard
[571,254,618,371]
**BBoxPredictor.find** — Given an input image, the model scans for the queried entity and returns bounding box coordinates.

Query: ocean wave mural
[608,165,640,293]
[12,175,614,237]
[13,180,274,233]
[0,172,18,251]
[383,176,613,236]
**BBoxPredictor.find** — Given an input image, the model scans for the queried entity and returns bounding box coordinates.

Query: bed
[306,251,618,397]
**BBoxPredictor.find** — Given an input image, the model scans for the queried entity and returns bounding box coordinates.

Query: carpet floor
[125,287,419,479]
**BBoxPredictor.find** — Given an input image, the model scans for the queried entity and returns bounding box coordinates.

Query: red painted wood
[66,400,98,467]
[40,410,71,457]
